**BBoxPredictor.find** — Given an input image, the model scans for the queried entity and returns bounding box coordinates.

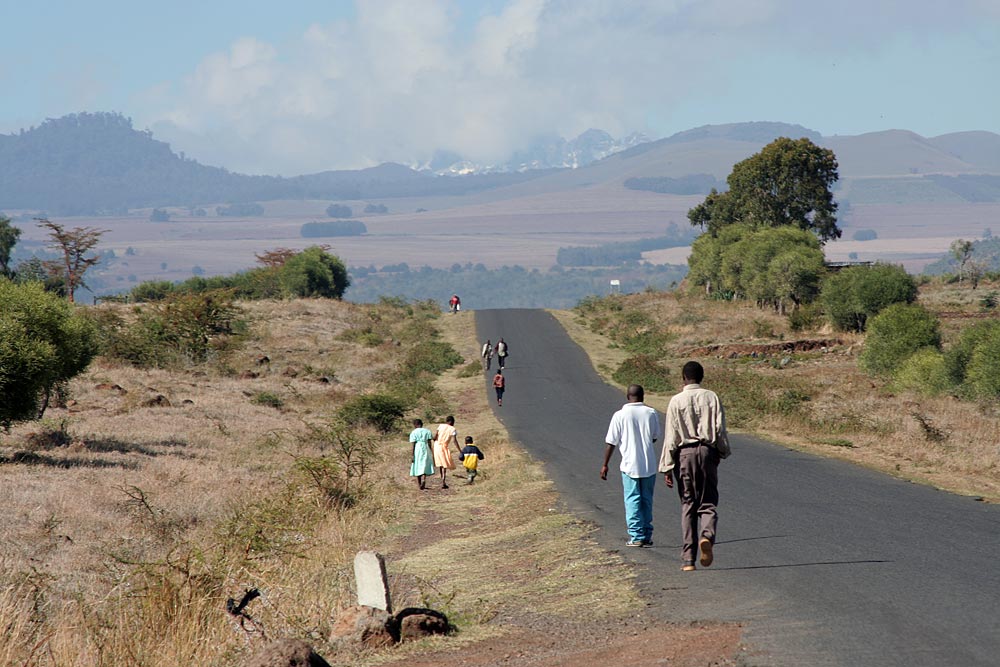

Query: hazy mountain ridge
[3,112,999,214]
[0,113,554,214]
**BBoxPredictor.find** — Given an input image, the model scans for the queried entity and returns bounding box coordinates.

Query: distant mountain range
[420,128,652,175]
[2,113,999,215]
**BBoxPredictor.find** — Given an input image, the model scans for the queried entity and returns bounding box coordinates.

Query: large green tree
[0,280,98,428]
[688,137,840,242]
[688,225,825,311]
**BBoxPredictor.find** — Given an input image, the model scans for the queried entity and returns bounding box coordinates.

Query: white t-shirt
[605,402,661,478]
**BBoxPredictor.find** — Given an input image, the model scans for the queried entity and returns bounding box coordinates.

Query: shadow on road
[709,559,891,572]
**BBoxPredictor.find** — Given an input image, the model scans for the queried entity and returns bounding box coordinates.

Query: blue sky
[2,0,998,174]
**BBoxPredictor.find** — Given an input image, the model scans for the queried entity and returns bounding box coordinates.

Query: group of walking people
[408,416,484,490]
[481,338,508,406]
[601,361,730,571]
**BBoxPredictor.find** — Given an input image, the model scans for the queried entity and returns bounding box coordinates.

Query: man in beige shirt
[659,361,731,571]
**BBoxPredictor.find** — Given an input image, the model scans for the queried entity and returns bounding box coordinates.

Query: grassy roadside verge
[551,290,1000,503]
[361,310,642,663]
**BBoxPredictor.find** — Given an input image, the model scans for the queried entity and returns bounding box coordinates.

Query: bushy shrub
[337,393,407,433]
[0,280,98,427]
[943,320,1000,386]
[822,263,918,332]
[963,327,1000,399]
[131,280,175,302]
[279,246,350,299]
[859,303,940,377]
[891,348,954,396]
[788,303,822,331]
[102,292,245,368]
[612,355,673,392]
[403,340,463,376]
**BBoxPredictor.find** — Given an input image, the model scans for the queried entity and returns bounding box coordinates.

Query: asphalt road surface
[475,308,1000,667]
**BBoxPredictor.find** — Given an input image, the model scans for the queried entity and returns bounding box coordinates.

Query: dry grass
[561,285,1000,502]
[0,297,441,665]
[0,296,651,666]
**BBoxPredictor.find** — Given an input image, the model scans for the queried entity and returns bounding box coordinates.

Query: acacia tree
[950,239,974,285]
[37,218,106,302]
[688,137,841,242]
[0,215,21,277]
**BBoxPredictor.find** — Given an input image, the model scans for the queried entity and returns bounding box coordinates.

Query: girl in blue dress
[408,418,435,490]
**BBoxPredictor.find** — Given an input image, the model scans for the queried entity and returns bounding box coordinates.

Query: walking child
[492,369,505,406]
[460,436,485,484]
[432,416,462,489]
[408,418,435,490]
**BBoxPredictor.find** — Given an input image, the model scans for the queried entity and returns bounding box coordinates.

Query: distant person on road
[601,384,661,548]
[492,369,506,406]
[460,435,485,484]
[449,294,461,314]
[432,415,462,489]
[660,361,731,571]
[496,337,508,369]
[408,418,435,491]
[482,339,494,370]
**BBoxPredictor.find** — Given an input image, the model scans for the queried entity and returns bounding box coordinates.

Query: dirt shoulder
[362,310,744,667]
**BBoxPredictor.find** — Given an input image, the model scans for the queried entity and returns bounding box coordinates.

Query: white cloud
[135,0,1000,175]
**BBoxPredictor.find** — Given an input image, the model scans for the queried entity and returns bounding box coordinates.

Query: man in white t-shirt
[601,384,662,547]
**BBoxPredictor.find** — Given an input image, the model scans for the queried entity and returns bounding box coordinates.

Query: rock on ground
[329,605,395,649]
[242,638,331,667]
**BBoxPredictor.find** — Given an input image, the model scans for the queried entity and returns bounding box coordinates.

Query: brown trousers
[675,444,720,564]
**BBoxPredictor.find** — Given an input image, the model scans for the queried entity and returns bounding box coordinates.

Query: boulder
[242,638,331,667]
[399,611,450,640]
[142,394,171,408]
[329,605,395,649]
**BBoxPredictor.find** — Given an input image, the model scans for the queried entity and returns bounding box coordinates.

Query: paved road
[475,308,1000,667]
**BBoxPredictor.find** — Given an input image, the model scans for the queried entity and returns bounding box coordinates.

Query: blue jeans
[622,472,655,542]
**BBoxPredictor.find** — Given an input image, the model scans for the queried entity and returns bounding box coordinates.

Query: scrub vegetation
[559,275,1000,503]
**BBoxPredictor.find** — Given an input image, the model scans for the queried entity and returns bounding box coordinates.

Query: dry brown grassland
[1,295,731,666]
[554,281,1000,503]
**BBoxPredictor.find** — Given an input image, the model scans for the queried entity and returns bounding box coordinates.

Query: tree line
[556,223,698,267]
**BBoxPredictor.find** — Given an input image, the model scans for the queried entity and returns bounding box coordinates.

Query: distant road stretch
[475,308,1000,667]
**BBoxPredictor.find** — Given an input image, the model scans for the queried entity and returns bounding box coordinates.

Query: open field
[554,281,1000,503]
[12,185,998,297]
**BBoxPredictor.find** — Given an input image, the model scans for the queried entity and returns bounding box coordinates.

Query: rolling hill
[2,113,999,215]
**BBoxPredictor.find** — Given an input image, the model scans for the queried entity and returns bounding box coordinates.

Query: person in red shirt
[492,369,505,406]
[448,294,461,314]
